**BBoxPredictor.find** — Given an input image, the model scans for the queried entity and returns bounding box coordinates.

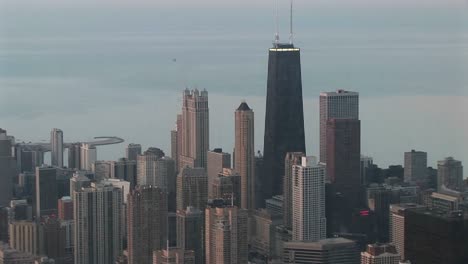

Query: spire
[289,0,294,44]
[274,0,279,44]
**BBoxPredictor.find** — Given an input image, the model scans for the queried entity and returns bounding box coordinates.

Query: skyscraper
[177,206,204,264]
[73,182,122,264]
[283,152,305,230]
[136,147,171,187]
[50,128,64,168]
[176,167,208,211]
[437,157,464,192]
[404,150,427,184]
[0,129,14,207]
[211,168,241,207]
[263,33,306,202]
[205,199,248,264]
[361,244,400,264]
[113,158,137,187]
[234,101,255,210]
[207,149,231,198]
[79,143,96,171]
[292,156,326,242]
[35,166,58,218]
[128,185,168,264]
[58,196,73,221]
[319,90,359,163]
[126,143,142,161]
[179,89,209,170]
[67,143,81,169]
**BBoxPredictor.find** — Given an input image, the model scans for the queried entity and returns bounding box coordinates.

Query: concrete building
[0,242,34,264]
[283,152,305,230]
[137,148,175,189]
[437,157,464,193]
[153,248,195,264]
[319,90,359,163]
[0,129,15,207]
[179,89,209,170]
[283,238,360,264]
[67,143,81,170]
[176,167,207,211]
[361,244,400,264]
[292,157,326,242]
[404,150,427,184]
[57,196,73,221]
[8,221,41,256]
[250,209,282,259]
[234,101,255,210]
[50,128,64,168]
[263,42,306,205]
[127,185,168,264]
[389,204,425,260]
[205,199,248,264]
[211,168,241,206]
[125,143,141,161]
[69,171,91,193]
[79,143,96,171]
[35,166,58,218]
[73,182,122,264]
[207,149,231,199]
[92,160,112,181]
[176,206,204,264]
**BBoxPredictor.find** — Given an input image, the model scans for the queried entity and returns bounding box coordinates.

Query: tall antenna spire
[289,0,294,44]
[274,0,279,44]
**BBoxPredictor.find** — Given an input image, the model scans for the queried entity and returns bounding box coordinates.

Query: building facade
[437,157,464,193]
[176,167,208,211]
[283,152,305,230]
[404,150,427,184]
[283,238,360,264]
[50,128,64,168]
[361,244,400,264]
[207,149,231,199]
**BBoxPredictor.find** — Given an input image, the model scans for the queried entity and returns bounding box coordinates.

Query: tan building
[250,209,282,258]
[207,149,231,199]
[283,152,305,230]
[205,199,248,264]
[234,101,255,210]
[153,248,195,264]
[361,244,400,264]
[8,221,41,256]
[176,167,208,211]
[179,89,209,170]
[128,186,168,264]
[0,242,34,264]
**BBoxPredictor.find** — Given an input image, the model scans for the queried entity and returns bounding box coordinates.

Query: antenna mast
[274,0,279,45]
[289,0,294,44]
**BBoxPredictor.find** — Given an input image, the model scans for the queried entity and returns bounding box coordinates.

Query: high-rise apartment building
[179,89,209,170]
[283,152,305,230]
[0,129,14,207]
[283,238,360,264]
[263,41,306,203]
[404,150,427,184]
[319,90,359,163]
[177,167,208,211]
[207,149,231,198]
[35,166,58,218]
[205,199,248,264]
[79,143,96,171]
[126,143,142,161]
[211,168,241,207]
[73,182,122,264]
[177,206,204,264]
[153,248,195,264]
[50,128,64,168]
[361,244,400,264]
[234,101,255,210]
[137,148,175,194]
[292,157,326,242]
[437,157,464,192]
[128,185,168,264]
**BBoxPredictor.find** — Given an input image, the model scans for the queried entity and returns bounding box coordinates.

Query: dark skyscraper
[262,41,306,203]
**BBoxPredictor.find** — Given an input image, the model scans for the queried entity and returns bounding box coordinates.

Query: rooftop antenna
[274,0,280,45]
[289,0,294,44]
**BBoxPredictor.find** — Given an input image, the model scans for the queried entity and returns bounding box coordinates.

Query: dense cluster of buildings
[0,14,467,264]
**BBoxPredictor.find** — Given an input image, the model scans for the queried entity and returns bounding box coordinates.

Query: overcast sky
[1,0,466,9]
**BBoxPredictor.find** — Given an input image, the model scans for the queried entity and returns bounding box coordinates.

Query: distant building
[179,89,209,170]
[0,242,34,264]
[57,196,73,221]
[176,206,204,264]
[69,171,91,194]
[211,168,241,206]
[0,129,15,207]
[73,182,122,264]
[404,150,427,184]
[79,143,96,171]
[112,158,137,188]
[360,156,373,185]
[125,143,141,161]
[265,195,283,217]
[283,238,360,264]
[205,199,248,264]
[153,248,195,264]
[234,101,255,210]
[361,243,400,264]
[176,167,207,211]
[437,157,464,193]
[319,90,359,164]
[127,185,168,264]
[35,166,58,218]
[136,147,165,186]
[67,143,81,170]
[250,209,282,259]
[292,157,326,242]
[50,128,64,168]
[207,149,231,199]
[283,152,305,230]
[367,186,394,242]
[9,221,40,256]
[92,160,112,181]
[254,153,264,208]
[41,216,71,264]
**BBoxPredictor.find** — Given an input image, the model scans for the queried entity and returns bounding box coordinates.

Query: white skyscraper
[292,156,326,242]
[319,90,359,163]
[50,128,64,167]
[79,143,96,171]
